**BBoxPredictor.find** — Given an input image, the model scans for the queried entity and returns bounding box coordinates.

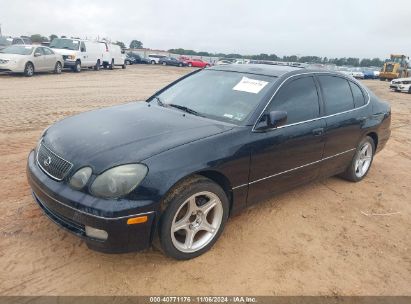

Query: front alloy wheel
[158,176,229,260]
[171,191,223,253]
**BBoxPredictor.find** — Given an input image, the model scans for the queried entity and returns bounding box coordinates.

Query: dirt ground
[0,65,410,296]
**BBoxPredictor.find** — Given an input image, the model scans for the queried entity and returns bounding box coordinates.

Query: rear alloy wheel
[340,136,375,182]
[162,62,167,66]
[188,63,192,67]
[94,60,100,71]
[54,62,62,74]
[24,62,34,77]
[158,176,229,260]
[179,63,183,67]
[151,60,156,65]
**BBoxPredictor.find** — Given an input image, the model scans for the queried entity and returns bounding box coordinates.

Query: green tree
[129,40,143,49]
[30,34,48,43]
[49,34,58,42]
[115,41,126,49]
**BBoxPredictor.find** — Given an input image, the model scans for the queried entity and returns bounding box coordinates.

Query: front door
[248,75,326,204]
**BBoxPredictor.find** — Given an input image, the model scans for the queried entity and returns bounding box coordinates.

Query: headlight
[69,167,92,190]
[90,164,148,199]
[67,55,76,60]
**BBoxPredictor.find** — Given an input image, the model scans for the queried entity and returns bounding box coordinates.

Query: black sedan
[27,64,391,260]
[158,57,187,67]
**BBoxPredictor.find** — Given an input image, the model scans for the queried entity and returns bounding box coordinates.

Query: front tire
[158,176,229,260]
[73,61,81,73]
[24,62,34,77]
[340,136,375,182]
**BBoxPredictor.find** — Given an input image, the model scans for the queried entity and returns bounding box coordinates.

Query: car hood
[0,53,28,60]
[43,102,234,173]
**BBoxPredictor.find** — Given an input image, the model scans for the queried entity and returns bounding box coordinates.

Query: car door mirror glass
[255,111,287,131]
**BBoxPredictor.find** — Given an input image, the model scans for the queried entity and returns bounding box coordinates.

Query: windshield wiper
[153,96,165,107]
[168,104,203,117]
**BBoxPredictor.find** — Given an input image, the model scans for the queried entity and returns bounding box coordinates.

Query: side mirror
[34,52,42,57]
[255,111,287,131]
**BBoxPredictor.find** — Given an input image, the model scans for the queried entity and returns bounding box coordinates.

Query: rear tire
[24,62,34,77]
[94,60,100,71]
[157,176,229,260]
[162,62,167,66]
[122,62,126,69]
[109,59,114,70]
[339,136,375,182]
[188,63,192,67]
[54,62,62,74]
[151,60,156,65]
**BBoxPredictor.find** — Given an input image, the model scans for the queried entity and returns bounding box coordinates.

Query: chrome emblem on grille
[44,156,52,167]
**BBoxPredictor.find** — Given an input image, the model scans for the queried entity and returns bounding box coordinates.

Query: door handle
[312,128,324,136]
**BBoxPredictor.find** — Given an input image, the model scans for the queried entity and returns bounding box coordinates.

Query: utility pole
[0,24,2,37]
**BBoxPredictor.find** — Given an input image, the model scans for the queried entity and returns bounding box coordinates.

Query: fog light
[85,226,108,240]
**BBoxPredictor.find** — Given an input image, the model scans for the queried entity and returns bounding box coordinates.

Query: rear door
[317,74,369,176]
[248,74,326,204]
[41,47,56,71]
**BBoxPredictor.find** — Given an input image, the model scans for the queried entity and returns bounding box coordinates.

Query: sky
[1,0,410,59]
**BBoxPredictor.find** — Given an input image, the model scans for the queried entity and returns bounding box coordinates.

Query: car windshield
[49,38,79,50]
[155,70,276,124]
[0,45,33,55]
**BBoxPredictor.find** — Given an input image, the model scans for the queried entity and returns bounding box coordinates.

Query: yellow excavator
[380,54,409,81]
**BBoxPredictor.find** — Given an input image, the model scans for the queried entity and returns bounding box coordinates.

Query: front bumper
[63,60,77,68]
[27,150,157,253]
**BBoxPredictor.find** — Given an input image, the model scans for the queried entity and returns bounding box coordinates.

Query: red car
[179,56,211,68]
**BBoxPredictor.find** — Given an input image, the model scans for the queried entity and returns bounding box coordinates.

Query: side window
[34,47,43,55]
[349,81,366,108]
[319,76,354,115]
[267,76,320,124]
[13,38,23,44]
[43,48,54,55]
[80,42,86,52]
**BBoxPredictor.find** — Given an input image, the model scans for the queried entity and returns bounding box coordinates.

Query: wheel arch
[366,132,378,151]
[159,170,234,215]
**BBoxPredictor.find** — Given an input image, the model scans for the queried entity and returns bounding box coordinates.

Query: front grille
[37,142,73,181]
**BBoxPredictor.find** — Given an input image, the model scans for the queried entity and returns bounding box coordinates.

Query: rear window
[349,82,366,108]
[319,75,355,115]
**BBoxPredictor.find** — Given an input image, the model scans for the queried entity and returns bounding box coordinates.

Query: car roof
[208,63,302,77]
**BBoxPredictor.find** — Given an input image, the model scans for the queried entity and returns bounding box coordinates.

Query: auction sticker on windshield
[233,76,269,94]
